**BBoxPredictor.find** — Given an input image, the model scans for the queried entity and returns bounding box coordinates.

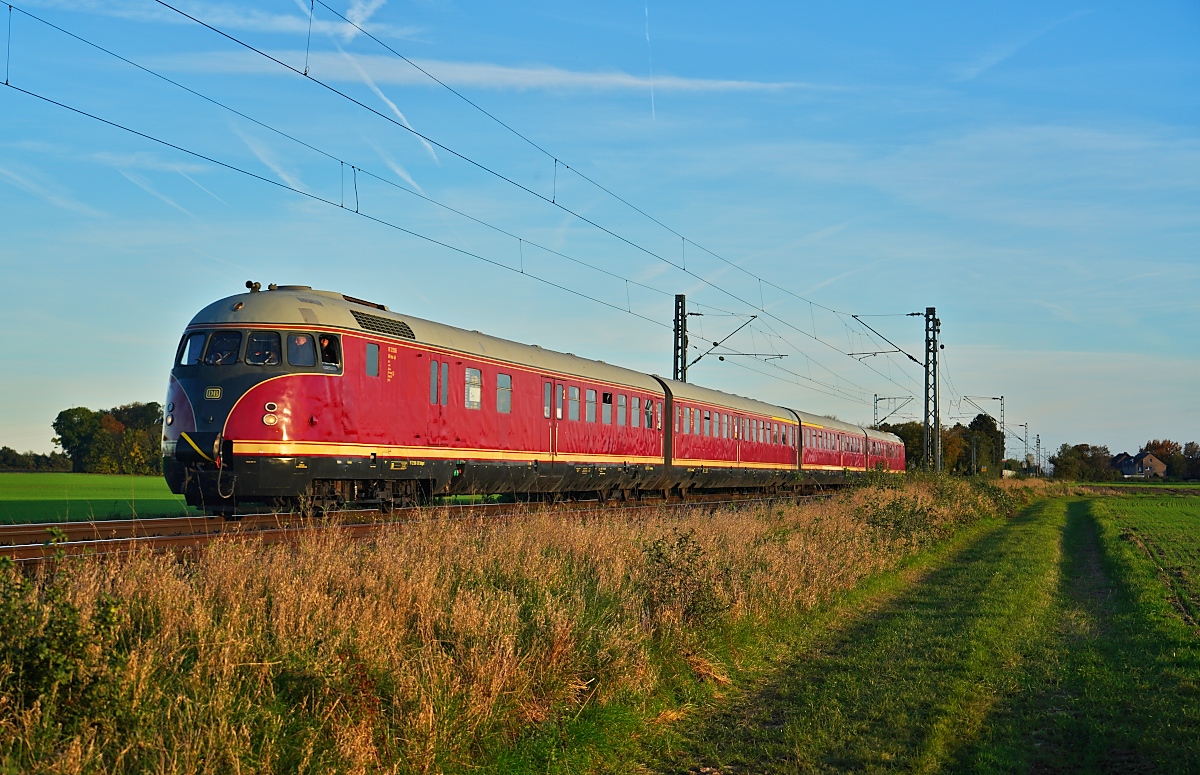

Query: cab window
[204,331,241,366]
[318,334,341,370]
[179,332,207,366]
[366,343,379,377]
[246,332,282,366]
[288,334,317,367]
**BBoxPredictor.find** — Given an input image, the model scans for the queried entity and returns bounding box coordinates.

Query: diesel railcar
[162,285,904,514]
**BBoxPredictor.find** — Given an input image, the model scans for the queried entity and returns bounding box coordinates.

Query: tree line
[1050,439,1200,481]
[879,413,1007,475]
[42,403,164,475]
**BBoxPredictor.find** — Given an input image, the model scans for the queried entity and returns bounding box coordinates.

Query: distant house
[1111,451,1166,478]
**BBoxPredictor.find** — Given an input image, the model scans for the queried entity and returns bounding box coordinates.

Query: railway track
[0,492,830,567]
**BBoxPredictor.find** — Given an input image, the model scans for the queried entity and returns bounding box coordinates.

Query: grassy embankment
[0,475,1037,773]
[651,493,1200,773]
[0,473,193,524]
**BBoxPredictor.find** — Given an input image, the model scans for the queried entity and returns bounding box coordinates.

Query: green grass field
[1095,495,1200,627]
[633,494,1200,772]
[0,472,194,523]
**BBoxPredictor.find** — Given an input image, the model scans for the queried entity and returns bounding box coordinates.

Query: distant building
[1111,451,1166,478]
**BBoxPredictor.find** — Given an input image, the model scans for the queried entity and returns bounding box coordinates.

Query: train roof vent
[351,309,415,340]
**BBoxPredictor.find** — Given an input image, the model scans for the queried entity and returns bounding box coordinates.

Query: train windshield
[204,331,242,366]
[245,332,282,366]
[178,332,207,366]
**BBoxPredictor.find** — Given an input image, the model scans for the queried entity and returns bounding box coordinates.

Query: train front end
[162,284,344,514]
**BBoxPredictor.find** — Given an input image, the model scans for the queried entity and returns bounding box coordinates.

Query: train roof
[188,285,902,444]
[189,287,665,393]
[658,377,795,422]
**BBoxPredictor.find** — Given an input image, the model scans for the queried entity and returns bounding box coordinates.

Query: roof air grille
[351,309,415,339]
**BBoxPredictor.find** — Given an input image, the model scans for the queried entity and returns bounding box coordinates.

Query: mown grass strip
[637,500,1063,774]
[953,498,1200,772]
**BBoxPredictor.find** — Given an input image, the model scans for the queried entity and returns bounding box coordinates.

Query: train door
[427,357,450,446]
[540,377,558,458]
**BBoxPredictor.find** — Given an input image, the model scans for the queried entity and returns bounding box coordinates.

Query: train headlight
[165,414,174,426]
[265,402,278,412]
[263,413,279,426]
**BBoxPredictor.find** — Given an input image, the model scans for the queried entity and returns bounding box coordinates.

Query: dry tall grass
[0,476,1036,774]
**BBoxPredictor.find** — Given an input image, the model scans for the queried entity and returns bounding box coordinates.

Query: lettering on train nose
[205,387,222,400]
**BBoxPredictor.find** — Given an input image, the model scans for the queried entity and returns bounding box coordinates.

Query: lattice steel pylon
[673,294,688,382]
[923,307,941,471]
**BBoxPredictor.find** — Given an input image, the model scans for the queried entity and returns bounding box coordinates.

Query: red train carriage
[162,285,903,514]
[662,380,802,492]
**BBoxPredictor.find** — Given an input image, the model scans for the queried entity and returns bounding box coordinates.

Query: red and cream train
[162,285,905,513]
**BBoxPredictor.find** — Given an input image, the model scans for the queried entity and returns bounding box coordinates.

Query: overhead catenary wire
[0,82,867,402]
[0,6,739,316]
[1,82,671,329]
[150,0,899,401]
[313,0,923,369]
[4,6,872,402]
[315,0,909,326]
[9,3,903,404]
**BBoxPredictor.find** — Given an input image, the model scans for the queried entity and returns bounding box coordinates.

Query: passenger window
[430,360,439,404]
[602,392,612,424]
[318,334,341,369]
[632,396,641,428]
[464,368,482,410]
[675,405,681,433]
[179,332,207,366]
[498,373,512,414]
[365,342,379,377]
[645,400,654,430]
[586,389,597,422]
[544,381,552,419]
[204,331,242,366]
[568,386,580,421]
[618,394,627,426]
[704,411,711,437]
[655,402,661,430]
[287,334,316,367]
[441,362,449,405]
[557,385,564,420]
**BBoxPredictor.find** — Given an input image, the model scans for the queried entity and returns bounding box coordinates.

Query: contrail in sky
[645,4,656,121]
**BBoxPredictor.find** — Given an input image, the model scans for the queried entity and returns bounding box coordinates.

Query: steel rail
[0,492,833,567]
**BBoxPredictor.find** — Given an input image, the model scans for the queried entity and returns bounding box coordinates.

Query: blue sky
[1,0,1198,460]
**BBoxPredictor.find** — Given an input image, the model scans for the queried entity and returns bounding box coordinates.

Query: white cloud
[0,164,104,216]
[119,169,194,216]
[25,0,420,39]
[337,49,438,161]
[369,141,424,194]
[954,10,1093,82]
[231,126,306,191]
[154,50,819,93]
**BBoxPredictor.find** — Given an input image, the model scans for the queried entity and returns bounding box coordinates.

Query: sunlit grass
[0,472,193,523]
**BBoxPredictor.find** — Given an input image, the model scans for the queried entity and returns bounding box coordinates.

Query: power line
[10,2,907,403]
[318,0,915,322]
[1,81,670,329]
[150,0,912,399]
[315,0,926,384]
[0,63,862,400]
